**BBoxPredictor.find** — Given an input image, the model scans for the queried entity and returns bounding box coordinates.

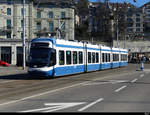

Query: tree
[75,0,90,41]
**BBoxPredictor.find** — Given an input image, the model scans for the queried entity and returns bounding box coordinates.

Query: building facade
[0,0,75,66]
[126,8,144,41]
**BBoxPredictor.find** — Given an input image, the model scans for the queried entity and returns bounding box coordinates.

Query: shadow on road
[0,73,52,80]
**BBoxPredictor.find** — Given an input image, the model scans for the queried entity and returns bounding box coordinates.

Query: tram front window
[29,48,55,68]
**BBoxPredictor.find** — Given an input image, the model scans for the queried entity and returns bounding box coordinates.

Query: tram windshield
[28,48,56,68]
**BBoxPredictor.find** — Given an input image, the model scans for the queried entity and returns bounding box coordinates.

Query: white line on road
[140,74,144,78]
[131,78,138,83]
[115,85,127,92]
[78,98,104,112]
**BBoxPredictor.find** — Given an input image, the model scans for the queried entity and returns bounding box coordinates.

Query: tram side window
[113,54,116,61]
[96,53,99,63]
[59,50,64,65]
[125,55,127,61]
[121,54,127,61]
[117,54,119,61]
[88,52,91,63]
[49,49,56,66]
[102,53,105,62]
[108,53,110,62]
[92,52,96,63]
[113,54,119,61]
[121,54,123,61]
[66,51,72,65]
[105,53,108,62]
[79,51,83,64]
[73,51,77,64]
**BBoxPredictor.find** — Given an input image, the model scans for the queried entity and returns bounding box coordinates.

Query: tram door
[1,47,11,64]
[16,47,23,66]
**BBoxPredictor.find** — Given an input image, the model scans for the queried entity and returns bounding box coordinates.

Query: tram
[28,37,128,77]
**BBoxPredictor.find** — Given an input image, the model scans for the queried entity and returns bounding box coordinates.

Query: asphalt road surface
[0,64,150,112]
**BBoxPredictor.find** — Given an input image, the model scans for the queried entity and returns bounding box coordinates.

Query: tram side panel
[119,49,128,67]
[112,48,120,68]
[86,44,100,72]
[54,39,85,76]
[100,46,112,70]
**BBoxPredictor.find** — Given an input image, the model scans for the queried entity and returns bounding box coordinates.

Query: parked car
[0,60,9,67]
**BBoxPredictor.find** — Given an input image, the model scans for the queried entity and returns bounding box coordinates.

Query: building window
[49,22,53,32]
[37,11,41,18]
[136,28,140,32]
[136,23,140,27]
[6,32,11,38]
[7,0,11,4]
[7,8,11,15]
[128,28,133,32]
[136,13,140,17]
[37,22,41,31]
[49,3,54,8]
[61,12,65,19]
[21,32,23,40]
[7,19,11,29]
[21,20,24,28]
[49,11,53,18]
[21,8,26,16]
[128,23,133,27]
[136,18,140,22]
[61,21,65,30]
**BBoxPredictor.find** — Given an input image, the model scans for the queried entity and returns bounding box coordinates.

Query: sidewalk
[0,65,27,76]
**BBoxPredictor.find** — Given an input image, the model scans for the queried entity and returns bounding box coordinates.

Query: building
[141,2,150,39]
[0,0,75,66]
[126,8,144,41]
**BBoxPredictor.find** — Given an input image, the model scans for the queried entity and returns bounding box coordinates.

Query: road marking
[78,98,103,112]
[109,80,128,84]
[115,85,127,92]
[20,102,86,112]
[82,80,128,86]
[140,74,144,78]
[131,78,138,83]
[0,81,91,106]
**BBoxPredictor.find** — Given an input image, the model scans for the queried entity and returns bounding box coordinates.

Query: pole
[116,2,119,48]
[23,0,26,70]
[116,18,119,48]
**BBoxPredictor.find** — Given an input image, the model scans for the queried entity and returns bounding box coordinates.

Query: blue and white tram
[28,37,128,77]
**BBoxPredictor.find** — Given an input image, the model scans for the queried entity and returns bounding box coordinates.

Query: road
[0,64,150,112]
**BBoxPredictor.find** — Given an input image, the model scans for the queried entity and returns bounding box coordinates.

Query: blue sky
[89,0,150,7]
